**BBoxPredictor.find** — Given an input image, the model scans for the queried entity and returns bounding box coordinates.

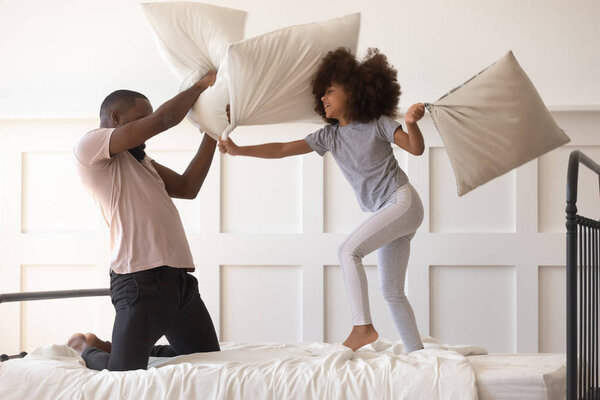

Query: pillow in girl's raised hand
[426,51,570,196]
[221,12,361,138]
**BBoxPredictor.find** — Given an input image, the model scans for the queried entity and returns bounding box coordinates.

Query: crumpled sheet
[0,337,483,400]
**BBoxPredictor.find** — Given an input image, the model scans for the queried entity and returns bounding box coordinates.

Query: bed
[566,150,600,400]
[4,149,600,400]
[0,278,568,400]
[0,335,565,399]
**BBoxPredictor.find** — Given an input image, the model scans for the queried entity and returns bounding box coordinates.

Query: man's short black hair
[100,90,148,124]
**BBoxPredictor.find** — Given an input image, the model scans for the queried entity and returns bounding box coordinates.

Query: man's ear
[111,110,121,126]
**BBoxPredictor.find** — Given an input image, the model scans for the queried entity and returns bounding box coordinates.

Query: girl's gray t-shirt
[304,115,409,212]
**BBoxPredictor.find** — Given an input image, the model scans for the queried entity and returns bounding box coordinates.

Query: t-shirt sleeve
[73,128,114,168]
[304,126,332,156]
[376,115,402,143]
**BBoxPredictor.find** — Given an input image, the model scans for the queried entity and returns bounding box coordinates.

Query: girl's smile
[321,83,350,126]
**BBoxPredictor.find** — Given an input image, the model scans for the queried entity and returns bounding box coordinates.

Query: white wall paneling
[0,110,598,355]
[0,153,3,232]
[219,126,311,234]
[220,265,302,342]
[22,151,105,233]
[429,148,516,233]
[538,265,566,353]
[429,265,517,353]
[220,154,302,234]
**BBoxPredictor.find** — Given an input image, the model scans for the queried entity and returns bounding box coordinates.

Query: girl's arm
[393,103,425,156]
[218,137,313,158]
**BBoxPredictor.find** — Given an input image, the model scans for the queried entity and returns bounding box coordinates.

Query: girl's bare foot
[342,324,379,351]
[67,332,112,355]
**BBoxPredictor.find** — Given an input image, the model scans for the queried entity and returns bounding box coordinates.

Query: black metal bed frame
[0,288,109,361]
[567,150,600,400]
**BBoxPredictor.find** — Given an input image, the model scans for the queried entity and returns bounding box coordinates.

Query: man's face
[117,98,153,127]
[116,98,153,161]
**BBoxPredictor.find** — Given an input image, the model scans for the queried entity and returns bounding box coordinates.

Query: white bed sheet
[468,353,566,400]
[0,337,479,400]
[0,338,565,400]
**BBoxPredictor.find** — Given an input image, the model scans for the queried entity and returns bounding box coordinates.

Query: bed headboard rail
[566,150,600,400]
[0,288,109,362]
[0,288,109,304]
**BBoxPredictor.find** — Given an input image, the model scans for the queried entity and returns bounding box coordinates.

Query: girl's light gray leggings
[338,182,424,353]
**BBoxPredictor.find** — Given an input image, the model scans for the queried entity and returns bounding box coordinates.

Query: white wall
[0,0,599,355]
[1,0,598,118]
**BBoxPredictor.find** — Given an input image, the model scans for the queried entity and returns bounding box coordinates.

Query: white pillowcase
[222,13,360,138]
[426,51,570,196]
[141,1,247,80]
[142,2,246,139]
[143,2,360,139]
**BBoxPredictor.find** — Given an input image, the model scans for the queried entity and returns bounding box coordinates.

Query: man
[68,71,220,371]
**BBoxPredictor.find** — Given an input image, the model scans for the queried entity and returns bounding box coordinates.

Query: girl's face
[321,83,349,124]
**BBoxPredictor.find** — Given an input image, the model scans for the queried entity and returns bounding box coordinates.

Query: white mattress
[0,338,565,400]
[468,353,566,400]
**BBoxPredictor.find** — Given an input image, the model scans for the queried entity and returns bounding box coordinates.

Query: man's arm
[109,71,216,156]
[152,134,218,199]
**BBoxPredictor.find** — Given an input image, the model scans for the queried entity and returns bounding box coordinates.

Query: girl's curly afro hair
[311,47,401,124]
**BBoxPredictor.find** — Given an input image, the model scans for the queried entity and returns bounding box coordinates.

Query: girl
[219,48,426,352]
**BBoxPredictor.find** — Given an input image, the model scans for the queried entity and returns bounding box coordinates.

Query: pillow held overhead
[142,2,360,140]
[141,1,247,80]
[142,2,247,139]
[426,51,570,196]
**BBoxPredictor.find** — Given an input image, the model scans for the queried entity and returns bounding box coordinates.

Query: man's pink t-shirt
[74,128,195,274]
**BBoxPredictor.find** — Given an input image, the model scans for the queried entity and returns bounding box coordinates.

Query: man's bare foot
[342,324,379,351]
[67,332,111,355]
[67,333,88,355]
[84,332,112,353]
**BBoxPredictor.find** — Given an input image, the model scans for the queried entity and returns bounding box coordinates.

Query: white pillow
[426,51,571,196]
[141,1,247,80]
[222,13,361,138]
[142,2,245,139]
[182,71,230,139]
[142,2,360,139]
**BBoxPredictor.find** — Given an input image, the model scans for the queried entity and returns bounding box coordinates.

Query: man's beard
[128,144,146,162]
